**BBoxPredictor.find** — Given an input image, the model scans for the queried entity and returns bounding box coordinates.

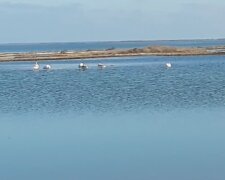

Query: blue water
[0,39,225,53]
[1,55,225,180]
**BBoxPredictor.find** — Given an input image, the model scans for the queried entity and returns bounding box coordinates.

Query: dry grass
[0,46,224,62]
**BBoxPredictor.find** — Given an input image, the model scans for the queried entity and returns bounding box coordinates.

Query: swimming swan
[165,63,172,68]
[79,63,88,70]
[43,64,52,70]
[33,62,40,70]
[98,63,106,69]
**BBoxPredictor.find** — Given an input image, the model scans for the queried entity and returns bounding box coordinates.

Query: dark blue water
[1,56,225,180]
[0,39,225,53]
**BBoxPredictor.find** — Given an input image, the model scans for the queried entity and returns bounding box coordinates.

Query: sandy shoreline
[0,46,225,62]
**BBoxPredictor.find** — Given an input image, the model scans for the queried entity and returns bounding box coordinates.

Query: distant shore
[0,46,225,62]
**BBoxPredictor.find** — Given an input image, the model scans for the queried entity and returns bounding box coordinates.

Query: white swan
[79,63,88,70]
[33,62,40,70]
[98,63,106,69]
[43,64,52,70]
[165,63,172,68]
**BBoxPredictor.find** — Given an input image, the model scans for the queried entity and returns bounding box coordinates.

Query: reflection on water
[0,56,225,180]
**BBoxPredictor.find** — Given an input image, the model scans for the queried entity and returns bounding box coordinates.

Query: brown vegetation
[0,46,224,62]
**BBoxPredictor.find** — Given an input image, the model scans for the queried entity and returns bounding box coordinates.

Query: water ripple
[0,56,225,114]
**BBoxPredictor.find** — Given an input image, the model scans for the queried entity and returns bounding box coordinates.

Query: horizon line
[0,38,225,45]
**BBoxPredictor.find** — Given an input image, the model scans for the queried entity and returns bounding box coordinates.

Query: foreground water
[1,56,225,180]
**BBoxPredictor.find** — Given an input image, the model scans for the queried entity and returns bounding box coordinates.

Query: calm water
[1,56,225,180]
[0,39,225,53]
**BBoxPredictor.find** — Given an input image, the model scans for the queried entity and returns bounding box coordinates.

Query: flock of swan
[33,62,52,71]
[33,62,172,71]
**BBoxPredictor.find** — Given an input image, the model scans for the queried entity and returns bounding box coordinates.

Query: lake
[0,55,225,180]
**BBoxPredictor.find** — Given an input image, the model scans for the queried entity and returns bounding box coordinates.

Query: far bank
[0,46,225,62]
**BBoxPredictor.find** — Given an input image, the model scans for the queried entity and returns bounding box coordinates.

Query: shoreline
[0,46,225,62]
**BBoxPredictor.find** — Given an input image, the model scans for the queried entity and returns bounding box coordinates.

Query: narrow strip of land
[0,46,225,62]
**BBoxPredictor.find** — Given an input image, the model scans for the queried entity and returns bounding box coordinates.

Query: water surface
[0,39,225,53]
[0,56,225,180]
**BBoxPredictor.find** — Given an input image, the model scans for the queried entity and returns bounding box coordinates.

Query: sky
[0,0,224,43]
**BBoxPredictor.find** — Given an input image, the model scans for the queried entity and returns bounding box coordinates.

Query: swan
[43,64,52,70]
[33,62,40,70]
[79,63,88,70]
[98,63,106,69]
[165,63,172,68]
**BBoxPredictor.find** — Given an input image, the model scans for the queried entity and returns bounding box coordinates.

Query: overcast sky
[0,0,224,43]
